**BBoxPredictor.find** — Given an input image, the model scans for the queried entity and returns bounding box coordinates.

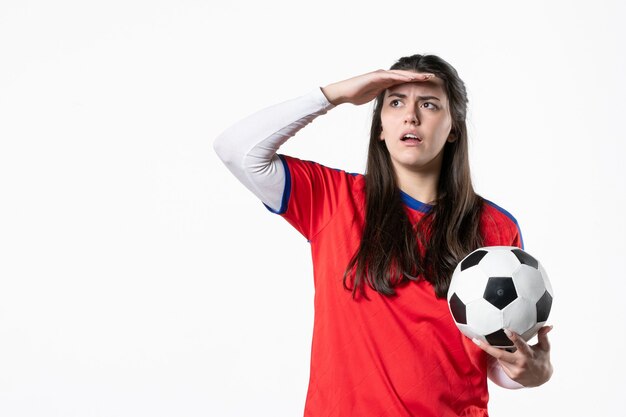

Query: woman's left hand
[474,325,554,387]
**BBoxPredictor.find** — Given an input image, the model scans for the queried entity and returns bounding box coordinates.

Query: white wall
[1,0,624,415]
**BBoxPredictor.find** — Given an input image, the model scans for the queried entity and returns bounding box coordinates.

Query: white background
[1,0,625,416]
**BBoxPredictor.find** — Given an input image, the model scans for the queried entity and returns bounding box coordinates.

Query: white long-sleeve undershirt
[213,88,334,212]
[212,87,524,390]
[488,356,525,389]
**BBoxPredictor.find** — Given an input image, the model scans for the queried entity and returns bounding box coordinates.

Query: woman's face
[379,77,453,177]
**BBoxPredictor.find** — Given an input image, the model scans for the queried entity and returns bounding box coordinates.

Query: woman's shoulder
[479,198,523,247]
[480,198,520,228]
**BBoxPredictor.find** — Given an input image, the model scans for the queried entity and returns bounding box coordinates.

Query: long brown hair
[343,54,484,300]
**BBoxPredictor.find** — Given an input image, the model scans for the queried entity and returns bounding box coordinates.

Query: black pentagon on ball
[511,248,539,269]
[449,293,467,324]
[485,329,514,347]
[483,277,517,309]
[536,290,553,322]
[460,250,488,271]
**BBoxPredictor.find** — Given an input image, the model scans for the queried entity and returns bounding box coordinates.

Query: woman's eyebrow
[387,92,441,101]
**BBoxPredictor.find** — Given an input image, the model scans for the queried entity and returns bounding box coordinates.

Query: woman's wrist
[320,84,345,106]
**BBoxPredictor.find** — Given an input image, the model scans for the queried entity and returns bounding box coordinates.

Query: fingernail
[472,338,482,346]
[503,328,513,337]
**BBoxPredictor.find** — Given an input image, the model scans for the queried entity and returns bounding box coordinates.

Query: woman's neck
[393,161,442,205]
[397,173,438,205]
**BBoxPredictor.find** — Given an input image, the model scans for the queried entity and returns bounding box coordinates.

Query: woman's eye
[390,99,402,107]
[422,102,438,110]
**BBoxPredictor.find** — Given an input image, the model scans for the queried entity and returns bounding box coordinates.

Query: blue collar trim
[399,190,433,213]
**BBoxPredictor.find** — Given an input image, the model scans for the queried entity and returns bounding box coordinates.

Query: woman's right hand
[321,69,435,106]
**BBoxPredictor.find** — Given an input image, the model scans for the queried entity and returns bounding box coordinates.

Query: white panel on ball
[456,323,482,342]
[466,300,502,335]
[477,246,521,277]
[521,322,545,342]
[502,298,537,337]
[539,263,554,295]
[451,266,490,304]
[512,264,546,302]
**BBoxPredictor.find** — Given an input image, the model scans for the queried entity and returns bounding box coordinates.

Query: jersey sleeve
[265,154,355,241]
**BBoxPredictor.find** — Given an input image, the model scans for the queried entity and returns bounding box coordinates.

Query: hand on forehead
[386,77,444,94]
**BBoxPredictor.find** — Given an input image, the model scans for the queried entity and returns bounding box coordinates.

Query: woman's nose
[404,110,420,125]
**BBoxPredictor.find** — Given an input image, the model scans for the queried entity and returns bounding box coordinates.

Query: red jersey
[265,154,523,417]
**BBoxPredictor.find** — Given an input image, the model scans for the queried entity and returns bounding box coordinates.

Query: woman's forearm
[213,88,335,211]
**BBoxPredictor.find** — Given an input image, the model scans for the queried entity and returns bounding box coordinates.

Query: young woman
[214,54,553,417]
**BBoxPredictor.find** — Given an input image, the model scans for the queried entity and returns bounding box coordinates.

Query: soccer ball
[447,246,553,348]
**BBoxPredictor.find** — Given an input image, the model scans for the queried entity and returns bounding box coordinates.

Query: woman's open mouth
[401,133,423,144]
